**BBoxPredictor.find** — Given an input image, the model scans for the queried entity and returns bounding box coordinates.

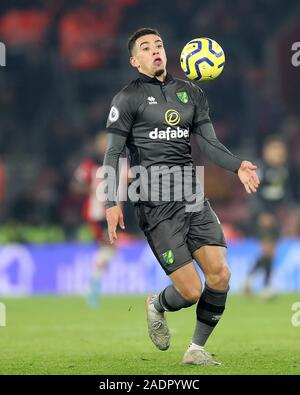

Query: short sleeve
[106,89,135,136]
[191,85,211,129]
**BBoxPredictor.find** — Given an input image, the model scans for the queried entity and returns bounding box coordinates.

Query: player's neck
[155,71,167,82]
[140,70,167,82]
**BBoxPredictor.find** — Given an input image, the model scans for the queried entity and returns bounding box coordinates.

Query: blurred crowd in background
[0,0,299,243]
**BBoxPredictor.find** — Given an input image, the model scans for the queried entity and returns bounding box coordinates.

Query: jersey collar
[139,72,173,85]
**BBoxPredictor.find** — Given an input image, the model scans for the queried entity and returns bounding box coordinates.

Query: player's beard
[154,68,165,77]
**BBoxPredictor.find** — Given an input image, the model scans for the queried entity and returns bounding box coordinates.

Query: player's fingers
[107,220,117,244]
[248,175,258,188]
[245,171,259,188]
[252,173,260,185]
[252,179,259,188]
[244,182,251,194]
[108,229,117,244]
[248,179,258,192]
[119,214,125,230]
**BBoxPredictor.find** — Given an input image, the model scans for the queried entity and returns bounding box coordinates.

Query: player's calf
[182,284,229,366]
[192,284,229,348]
[153,284,197,312]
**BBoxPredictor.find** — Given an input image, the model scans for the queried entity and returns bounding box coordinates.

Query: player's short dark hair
[127,28,161,56]
[263,134,287,147]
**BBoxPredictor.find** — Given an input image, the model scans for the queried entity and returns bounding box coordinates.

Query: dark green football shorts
[136,200,227,275]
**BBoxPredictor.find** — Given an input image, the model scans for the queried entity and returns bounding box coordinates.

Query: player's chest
[137,85,194,126]
[263,167,289,186]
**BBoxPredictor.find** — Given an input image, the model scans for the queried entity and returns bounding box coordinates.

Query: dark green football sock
[153,285,194,313]
[192,284,229,347]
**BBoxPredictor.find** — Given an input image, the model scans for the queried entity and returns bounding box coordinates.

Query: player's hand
[106,205,125,244]
[237,160,260,194]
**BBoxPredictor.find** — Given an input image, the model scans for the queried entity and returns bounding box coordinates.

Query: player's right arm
[104,132,127,243]
[104,87,136,244]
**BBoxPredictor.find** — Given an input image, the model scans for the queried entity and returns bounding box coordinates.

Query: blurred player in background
[72,132,116,307]
[244,136,292,299]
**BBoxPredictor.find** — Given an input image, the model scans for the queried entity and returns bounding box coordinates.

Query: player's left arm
[194,123,260,193]
[192,85,260,193]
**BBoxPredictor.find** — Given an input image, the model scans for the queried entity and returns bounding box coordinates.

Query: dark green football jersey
[105,73,241,207]
[106,73,210,170]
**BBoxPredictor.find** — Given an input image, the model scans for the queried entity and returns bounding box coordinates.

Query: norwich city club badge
[176,91,189,104]
[162,250,175,265]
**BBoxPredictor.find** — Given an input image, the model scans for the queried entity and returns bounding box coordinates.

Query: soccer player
[103,28,260,365]
[243,212,279,299]
[244,136,291,299]
[72,132,116,307]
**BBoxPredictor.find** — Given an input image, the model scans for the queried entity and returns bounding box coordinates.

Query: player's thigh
[187,201,229,281]
[187,200,227,255]
[137,203,193,275]
[192,245,227,274]
[169,262,202,302]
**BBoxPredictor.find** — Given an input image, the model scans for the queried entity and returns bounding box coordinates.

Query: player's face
[263,141,287,167]
[130,34,167,78]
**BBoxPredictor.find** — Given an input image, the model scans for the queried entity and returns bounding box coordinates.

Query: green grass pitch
[0,294,300,375]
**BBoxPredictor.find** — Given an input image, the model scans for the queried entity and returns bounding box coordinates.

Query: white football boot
[145,294,170,351]
[183,344,221,366]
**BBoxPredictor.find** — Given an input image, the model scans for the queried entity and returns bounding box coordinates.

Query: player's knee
[207,264,231,289]
[180,286,202,304]
[220,265,231,287]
